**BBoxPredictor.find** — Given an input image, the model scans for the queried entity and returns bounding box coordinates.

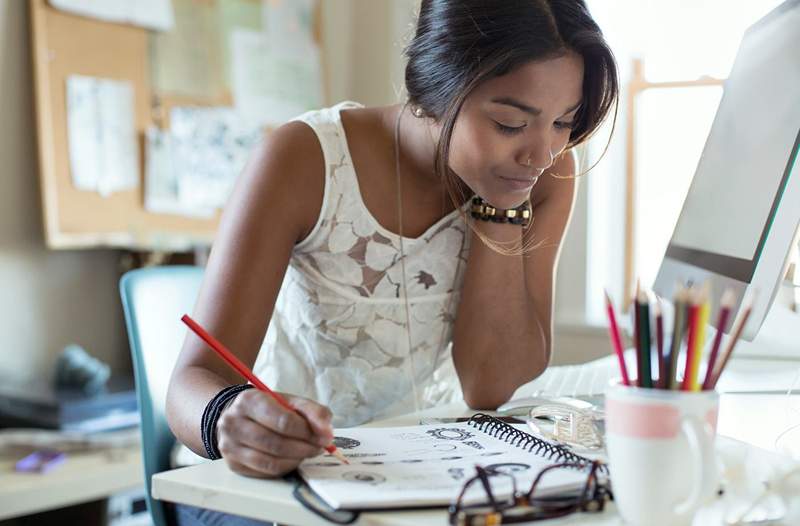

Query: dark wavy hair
[405,0,618,209]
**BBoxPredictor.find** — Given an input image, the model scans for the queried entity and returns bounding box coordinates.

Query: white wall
[0,1,128,383]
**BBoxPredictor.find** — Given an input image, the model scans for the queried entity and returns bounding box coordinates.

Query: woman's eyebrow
[490,96,582,117]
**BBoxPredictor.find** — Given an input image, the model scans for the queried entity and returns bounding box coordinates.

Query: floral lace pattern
[252,101,472,427]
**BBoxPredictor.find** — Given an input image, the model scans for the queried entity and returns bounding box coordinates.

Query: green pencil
[637,289,652,388]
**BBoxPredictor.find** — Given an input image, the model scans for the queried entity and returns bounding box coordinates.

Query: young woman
[167,1,617,523]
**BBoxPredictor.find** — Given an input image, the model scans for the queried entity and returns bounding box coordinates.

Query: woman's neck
[383,104,441,187]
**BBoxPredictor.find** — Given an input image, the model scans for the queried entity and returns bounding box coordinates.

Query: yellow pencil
[690,287,711,391]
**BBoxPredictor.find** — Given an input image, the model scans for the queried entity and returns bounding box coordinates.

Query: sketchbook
[297,413,601,510]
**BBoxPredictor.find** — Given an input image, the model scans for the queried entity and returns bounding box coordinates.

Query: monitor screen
[664,1,800,283]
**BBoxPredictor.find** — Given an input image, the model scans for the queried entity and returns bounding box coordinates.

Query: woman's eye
[554,120,576,131]
[494,122,525,135]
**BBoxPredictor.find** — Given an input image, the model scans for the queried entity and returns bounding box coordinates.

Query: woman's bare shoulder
[238,120,326,243]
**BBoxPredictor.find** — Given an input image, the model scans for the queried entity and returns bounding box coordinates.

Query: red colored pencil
[605,290,631,386]
[681,292,700,391]
[181,314,348,464]
[701,289,735,390]
[709,299,754,389]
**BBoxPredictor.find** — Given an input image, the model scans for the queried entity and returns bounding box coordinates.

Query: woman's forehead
[471,54,585,113]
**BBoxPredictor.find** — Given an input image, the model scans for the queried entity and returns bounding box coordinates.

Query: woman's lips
[498,175,540,191]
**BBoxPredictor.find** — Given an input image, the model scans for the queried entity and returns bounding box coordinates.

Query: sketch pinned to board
[170,106,262,210]
[66,75,139,197]
[144,106,261,216]
[144,126,215,218]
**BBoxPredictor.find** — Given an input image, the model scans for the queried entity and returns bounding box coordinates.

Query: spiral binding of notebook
[467,413,608,473]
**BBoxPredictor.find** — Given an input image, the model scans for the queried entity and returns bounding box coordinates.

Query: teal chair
[120,265,204,526]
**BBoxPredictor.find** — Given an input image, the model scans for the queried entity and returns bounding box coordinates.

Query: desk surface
[152,392,800,526]
[151,356,800,525]
[0,443,143,520]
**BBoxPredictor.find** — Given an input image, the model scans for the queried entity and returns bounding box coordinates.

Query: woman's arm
[452,150,579,408]
[166,121,334,476]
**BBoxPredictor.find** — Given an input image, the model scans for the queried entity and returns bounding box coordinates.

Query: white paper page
[230,28,322,126]
[169,106,262,210]
[144,126,215,218]
[263,0,317,56]
[299,422,587,509]
[66,75,139,196]
[49,0,174,31]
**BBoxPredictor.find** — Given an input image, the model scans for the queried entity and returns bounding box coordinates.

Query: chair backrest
[120,265,203,526]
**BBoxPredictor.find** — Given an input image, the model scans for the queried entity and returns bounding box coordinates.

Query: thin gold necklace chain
[394,104,465,415]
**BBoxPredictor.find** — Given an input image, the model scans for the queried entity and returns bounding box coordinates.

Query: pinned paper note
[144,126,215,218]
[169,106,263,210]
[230,28,322,126]
[49,0,174,31]
[66,75,139,197]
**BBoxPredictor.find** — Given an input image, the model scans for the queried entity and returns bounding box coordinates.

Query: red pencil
[709,298,754,389]
[181,314,348,464]
[701,289,735,390]
[681,292,700,391]
[604,290,630,386]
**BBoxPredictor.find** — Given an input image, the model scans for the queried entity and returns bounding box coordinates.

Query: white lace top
[252,101,472,427]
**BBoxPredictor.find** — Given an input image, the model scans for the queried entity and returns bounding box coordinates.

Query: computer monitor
[653,0,800,342]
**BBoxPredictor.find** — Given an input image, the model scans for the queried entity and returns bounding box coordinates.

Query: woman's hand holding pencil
[181,314,349,478]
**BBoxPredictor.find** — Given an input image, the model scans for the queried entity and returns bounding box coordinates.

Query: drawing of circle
[333,436,361,449]
[485,462,531,474]
[342,471,386,485]
[426,428,474,441]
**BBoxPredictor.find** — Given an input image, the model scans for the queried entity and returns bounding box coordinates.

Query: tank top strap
[289,101,364,254]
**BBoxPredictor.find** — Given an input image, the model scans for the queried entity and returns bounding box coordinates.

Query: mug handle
[674,416,716,515]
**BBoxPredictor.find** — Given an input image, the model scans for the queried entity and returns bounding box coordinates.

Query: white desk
[0,443,143,520]
[151,392,799,525]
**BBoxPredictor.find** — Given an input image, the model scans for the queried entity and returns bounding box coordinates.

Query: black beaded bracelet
[201,384,254,460]
[470,196,531,226]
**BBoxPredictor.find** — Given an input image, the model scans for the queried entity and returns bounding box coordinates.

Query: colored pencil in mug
[709,296,755,389]
[604,290,631,386]
[666,286,688,390]
[690,286,711,391]
[180,314,349,465]
[701,289,735,390]
[681,289,701,391]
[654,299,665,388]
[632,280,642,387]
[636,288,652,388]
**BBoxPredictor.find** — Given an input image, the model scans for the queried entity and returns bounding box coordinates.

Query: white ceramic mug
[605,383,719,526]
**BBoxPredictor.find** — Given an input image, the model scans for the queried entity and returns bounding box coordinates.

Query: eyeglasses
[448,460,612,526]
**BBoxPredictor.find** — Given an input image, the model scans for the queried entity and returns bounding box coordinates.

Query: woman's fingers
[231,418,324,459]
[226,390,323,447]
[289,395,334,446]
[221,440,301,478]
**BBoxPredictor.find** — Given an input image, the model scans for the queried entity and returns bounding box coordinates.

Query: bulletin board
[29,0,324,250]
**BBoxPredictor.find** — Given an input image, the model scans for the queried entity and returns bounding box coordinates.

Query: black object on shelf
[0,375,139,433]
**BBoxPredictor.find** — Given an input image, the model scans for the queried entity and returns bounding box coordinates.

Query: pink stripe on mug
[606,398,681,439]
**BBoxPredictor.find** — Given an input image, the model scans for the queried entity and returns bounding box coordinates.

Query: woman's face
[446,52,584,209]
